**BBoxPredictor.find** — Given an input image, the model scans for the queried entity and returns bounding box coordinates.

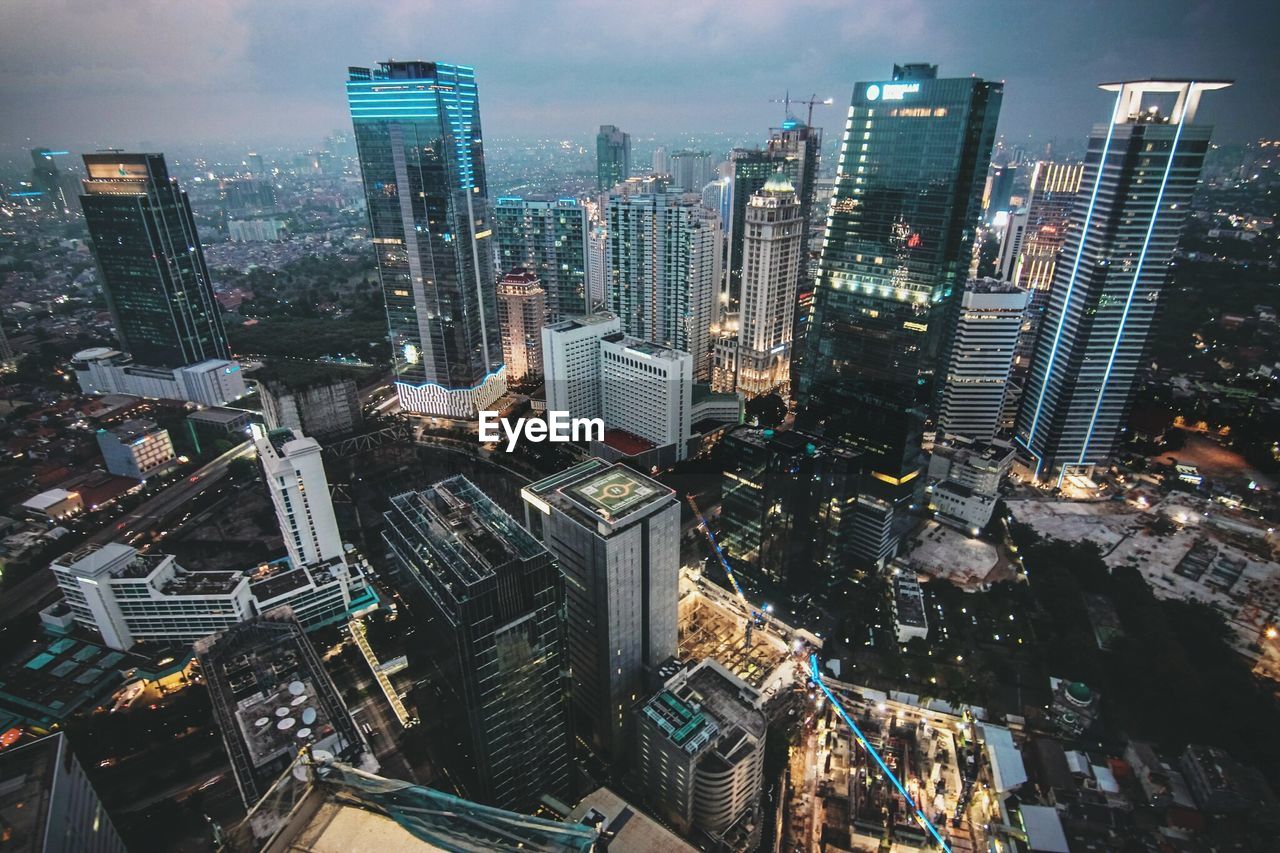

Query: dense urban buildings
[495,268,546,386]
[595,124,631,190]
[259,371,363,439]
[521,459,679,761]
[493,196,589,320]
[381,477,571,811]
[798,62,1003,563]
[1015,80,1229,483]
[347,60,504,417]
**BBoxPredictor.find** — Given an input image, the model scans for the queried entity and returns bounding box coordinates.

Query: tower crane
[771,91,835,126]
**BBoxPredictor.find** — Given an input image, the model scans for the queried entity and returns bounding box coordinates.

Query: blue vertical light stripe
[1071,89,1191,479]
[1021,90,1123,474]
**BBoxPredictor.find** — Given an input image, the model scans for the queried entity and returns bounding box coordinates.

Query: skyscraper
[80,153,230,369]
[496,268,545,386]
[596,125,631,190]
[936,279,1029,441]
[493,196,589,321]
[713,172,804,398]
[767,120,823,232]
[252,424,344,570]
[605,181,721,378]
[541,312,622,418]
[1016,80,1229,483]
[347,61,504,418]
[30,147,74,213]
[652,145,671,176]
[383,477,571,811]
[521,459,679,761]
[670,149,714,193]
[797,64,1002,564]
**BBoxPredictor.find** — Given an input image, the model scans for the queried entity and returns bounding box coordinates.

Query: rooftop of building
[248,555,345,602]
[497,267,542,289]
[389,477,545,586]
[600,429,655,457]
[99,418,164,443]
[0,635,138,730]
[187,406,254,425]
[601,333,688,363]
[533,461,675,529]
[643,659,766,757]
[964,276,1027,295]
[545,312,619,333]
[892,570,928,629]
[566,787,697,853]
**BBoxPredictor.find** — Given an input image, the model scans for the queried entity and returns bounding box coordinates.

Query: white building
[928,436,1015,496]
[713,172,803,398]
[542,313,622,419]
[930,480,998,533]
[50,542,372,651]
[601,335,693,461]
[227,218,286,242]
[996,209,1029,281]
[95,419,176,480]
[72,347,247,407]
[938,279,1029,441]
[252,424,343,570]
[891,566,929,643]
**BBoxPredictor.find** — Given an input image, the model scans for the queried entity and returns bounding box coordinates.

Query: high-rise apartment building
[652,145,671,176]
[1016,80,1229,483]
[493,196,589,321]
[936,279,1029,441]
[80,153,230,369]
[495,268,546,386]
[714,173,804,398]
[596,125,631,190]
[605,183,721,378]
[541,313,622,418]
[521,459,679,762]
[382,478,570,811]
[253,424,343,570]
[347,61,504,418]
[725,149,781,306]
[635,659,767,845]
[797,63,1001,564]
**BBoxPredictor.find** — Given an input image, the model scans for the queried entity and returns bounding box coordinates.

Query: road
[0,441,256,624]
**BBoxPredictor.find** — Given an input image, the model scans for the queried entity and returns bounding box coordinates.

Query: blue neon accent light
[8,191,44,197]
[1022,89,1123,472]
[809,655,952,851]
[1072,88,1191,478]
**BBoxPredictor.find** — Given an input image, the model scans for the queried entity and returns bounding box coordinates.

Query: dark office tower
[982,162,1018,222]
[30,148,72,213]
[347,61,504,418]
[383,478,571,812]
[797,64,1002,565]
[493,196,589,321]
[1016,80,1229,484]
[521,460,679,763]
[80,153,230,369]
[596,125,631,190]
[767,120,823,232]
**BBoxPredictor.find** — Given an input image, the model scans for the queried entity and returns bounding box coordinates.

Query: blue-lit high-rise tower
[347,61,504,418]
[797,64,1001,566]
[1016,80,1230,484]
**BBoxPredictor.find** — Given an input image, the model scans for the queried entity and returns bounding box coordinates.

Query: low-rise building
[72,347,248,407]
[891,567,929,643]
[930,479,998,533]
[20,488,83,521]
[95,419,176,480]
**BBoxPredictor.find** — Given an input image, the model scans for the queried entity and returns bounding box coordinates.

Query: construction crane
[687,494,950,849]
[771,91,835,127]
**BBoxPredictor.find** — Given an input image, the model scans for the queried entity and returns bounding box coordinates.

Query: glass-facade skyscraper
[347,61,504,418]
[493,197,589,321]
[596,125,631,190]
[79,153,230,370]
[383,477,571,812]
[797,64,1001,563]
[1016,80,1229,483]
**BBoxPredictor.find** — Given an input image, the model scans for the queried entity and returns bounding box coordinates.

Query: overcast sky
[1,0,1275,154]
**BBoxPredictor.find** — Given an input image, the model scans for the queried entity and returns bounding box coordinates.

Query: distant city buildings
[521,459,679,762]
[596,124,631,190]
[605,182,721,378]
[798,63,1002,566]
[95,419,177,481]
[493,196,589,320]
[937,278,1029,442]
[1016,80,1229,483]
[495,268,546,387]
[79,153,230,370]
[347,61,504,418]
[227,217,286,242]
[0,732,127,853]
[382,477,571,811]
[635,659,767,846]
[651,145,671,176]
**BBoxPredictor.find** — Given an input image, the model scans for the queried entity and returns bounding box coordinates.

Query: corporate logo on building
[865,81,921,101]
[479,411,604,452]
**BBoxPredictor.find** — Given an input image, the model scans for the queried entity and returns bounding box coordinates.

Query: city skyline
[1,1,1276,155]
